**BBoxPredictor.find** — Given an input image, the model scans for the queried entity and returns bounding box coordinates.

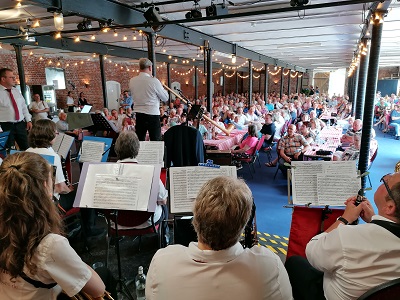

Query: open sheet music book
[169,166,237,214]
[291,161,360,206]
[52,133,75,159]
[136,141,164,165]
[79,140,105,162]
[73,162,161,211]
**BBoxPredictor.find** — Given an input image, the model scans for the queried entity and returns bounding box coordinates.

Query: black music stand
[187,105,201,121]
[88,114,119,133]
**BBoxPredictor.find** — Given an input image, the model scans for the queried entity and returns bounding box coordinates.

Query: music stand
[87,114,119,133]
[187,105,201,121]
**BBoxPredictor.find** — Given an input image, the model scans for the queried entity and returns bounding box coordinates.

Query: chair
[357,278,400,300]
[264,140,277,163]
[102,209,163,300]
[236,135,265,178]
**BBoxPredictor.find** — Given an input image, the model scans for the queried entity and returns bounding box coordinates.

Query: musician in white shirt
[129,58,168,141]
[146,176,292,300]
[0,68,32,150]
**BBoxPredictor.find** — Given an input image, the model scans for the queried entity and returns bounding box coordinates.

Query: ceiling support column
[194,66,198,100]
[358,11,385,190]
[206,47,212,115]
[351,65,359,117]
[12,44,28,104]
[264,63,269,100]
[99,54,108,108]
[147,33,156,77]
[248,59,253,105]
[167,62,171,104]
[355,38,370,120]
[287,69,291,96]
[280,68,284,99]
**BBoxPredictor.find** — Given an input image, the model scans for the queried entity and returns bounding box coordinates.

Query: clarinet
[243,201,258,248]
[60,155,71,186]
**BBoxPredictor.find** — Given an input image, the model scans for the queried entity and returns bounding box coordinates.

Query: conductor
[129,58,168,141]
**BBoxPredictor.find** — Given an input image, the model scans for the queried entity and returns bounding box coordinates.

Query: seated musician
[26,119,104,238]
[0,152,109,299]
[286,172,400,300]
[146,176,293,300]
[114,131,169,245]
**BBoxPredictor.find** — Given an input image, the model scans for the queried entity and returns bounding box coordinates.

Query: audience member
[29,93,49,122]
[277,124,309,164]
[341,118,362,144]
[146,176,293,300]
[389,104,400,140]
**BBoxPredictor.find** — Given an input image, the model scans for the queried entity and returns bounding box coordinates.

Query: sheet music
[74,163,158,211]
[291,161,359,206]
[137,141,164,165]
[79,140,104,162]
[53,133,75,159]
[169,166,237,213]
[317,175,360,206]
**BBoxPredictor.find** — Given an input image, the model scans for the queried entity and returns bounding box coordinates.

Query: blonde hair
[0,152,62,278]
[192,176,253,250]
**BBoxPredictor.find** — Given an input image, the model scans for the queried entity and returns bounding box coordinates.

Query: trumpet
[162,83,233,136]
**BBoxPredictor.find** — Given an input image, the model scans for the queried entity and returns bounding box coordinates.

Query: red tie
[6,89,20,121]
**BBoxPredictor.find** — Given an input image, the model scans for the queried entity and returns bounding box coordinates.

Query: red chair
[357,278,400,300]
[236,135,265,178]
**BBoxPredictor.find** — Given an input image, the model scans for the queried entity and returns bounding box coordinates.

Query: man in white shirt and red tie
[0,68,32,150]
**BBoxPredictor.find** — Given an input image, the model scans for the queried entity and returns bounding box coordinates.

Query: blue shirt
[121,96,133,108]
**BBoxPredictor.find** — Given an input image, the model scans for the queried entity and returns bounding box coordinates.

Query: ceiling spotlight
[143,6,165,32]
[289,0,309,7]
[77,19,92,31]
[185,8,202,19]
[53,12,64,31]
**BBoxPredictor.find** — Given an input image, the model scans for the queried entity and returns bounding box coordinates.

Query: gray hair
[139,58,153,70]
[192,176,253,250]
[114,131,140,160]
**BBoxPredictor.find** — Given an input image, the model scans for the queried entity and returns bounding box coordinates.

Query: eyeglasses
[380,173,395,200]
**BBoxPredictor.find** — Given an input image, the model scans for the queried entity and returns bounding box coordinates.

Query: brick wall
[3,48,372,109]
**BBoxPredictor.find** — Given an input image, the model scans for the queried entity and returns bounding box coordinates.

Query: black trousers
[0,121,29,150]
[285,256,326,300]
[135,112,161,141]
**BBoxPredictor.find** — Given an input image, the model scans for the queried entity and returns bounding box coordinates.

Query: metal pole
[206,47,212,114]
[248,59,253,105]
[296,73,299,94]
[147,32,156,77]
[167,62,171,104]
[235,70,239,95]
[264,63,269,99]
[194,66,198,100]
[99,54,108,108]
[300,73,304,94]
[222,69,225,96]
[12,44,28,104]
[280,68,284,99]
[359,11,385,190]
[355,38,370,120]
[351,65,359,117]
[287,69,291,96]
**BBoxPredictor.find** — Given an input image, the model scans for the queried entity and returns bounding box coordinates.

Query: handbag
[20,272,114,300]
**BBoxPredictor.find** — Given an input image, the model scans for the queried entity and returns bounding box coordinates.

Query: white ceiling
[0,0,399,71]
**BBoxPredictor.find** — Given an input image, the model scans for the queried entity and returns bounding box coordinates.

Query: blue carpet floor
[239,128,400,238]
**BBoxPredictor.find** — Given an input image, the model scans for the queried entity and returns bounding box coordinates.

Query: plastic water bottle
[135,266,146,300]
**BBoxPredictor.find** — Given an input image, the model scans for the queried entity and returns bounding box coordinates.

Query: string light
[32,20,40,27]
[74,36,80,42]
[123,35,127,41]
[54,32,62,39]
[91,35,96,40]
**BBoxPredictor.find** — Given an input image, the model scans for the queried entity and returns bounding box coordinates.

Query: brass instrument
[162,83,233,136]
[395,161,400,173]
